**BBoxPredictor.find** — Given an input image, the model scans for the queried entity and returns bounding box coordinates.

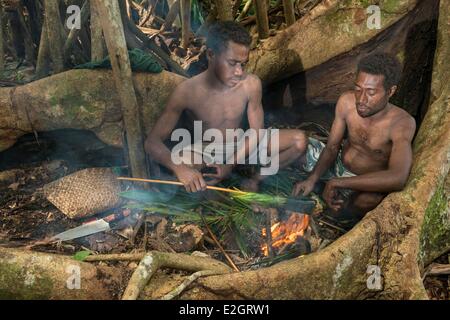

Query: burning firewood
[262,212,310,257]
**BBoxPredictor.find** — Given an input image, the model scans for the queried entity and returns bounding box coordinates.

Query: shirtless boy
[145,21,306,192]
[293,53,416,218]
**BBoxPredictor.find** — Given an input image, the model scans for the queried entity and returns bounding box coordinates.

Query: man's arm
[293,94,349,196]
[145,85,207,192]
[329,116,416,193]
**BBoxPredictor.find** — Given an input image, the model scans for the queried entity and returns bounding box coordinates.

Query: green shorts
[303,137,356,199]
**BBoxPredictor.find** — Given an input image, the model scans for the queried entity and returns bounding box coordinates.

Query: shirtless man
[292,53,416,218]
[145,21,306,192]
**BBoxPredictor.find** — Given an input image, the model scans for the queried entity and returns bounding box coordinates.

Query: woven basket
[43,168,122,219]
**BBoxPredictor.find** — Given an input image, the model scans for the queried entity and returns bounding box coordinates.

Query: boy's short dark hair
[357,53,402,90]
[206,21,251,54]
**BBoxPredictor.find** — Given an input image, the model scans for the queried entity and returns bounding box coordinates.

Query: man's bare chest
[347,119,392,160]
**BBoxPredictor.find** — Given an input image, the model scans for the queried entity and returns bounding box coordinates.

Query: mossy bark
[0,69,185,152]
[247,0,419,85]
[0,248,112,300]
[419,176,450,269]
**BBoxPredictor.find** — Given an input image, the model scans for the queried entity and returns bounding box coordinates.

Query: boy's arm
[145,85,207,192]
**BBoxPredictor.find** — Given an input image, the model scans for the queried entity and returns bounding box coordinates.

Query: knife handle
[83,209,131,224]
[104,209,131,222]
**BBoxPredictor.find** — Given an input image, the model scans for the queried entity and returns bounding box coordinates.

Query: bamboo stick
[237,0,252,22]
[117,177,248,195]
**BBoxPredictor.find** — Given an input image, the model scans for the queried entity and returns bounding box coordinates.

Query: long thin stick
[200,213,240,272]
[265,209,274,258]
[117,177,247,195]
[317,218,347,234]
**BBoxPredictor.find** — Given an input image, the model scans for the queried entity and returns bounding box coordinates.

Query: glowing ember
[262,213,310,256]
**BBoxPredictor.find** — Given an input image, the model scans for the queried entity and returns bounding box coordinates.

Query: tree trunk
[35,21,50,79]
[252,0,269,40]
[44,0,65,73]
[16,2,36,65]
[180,0,191,49]
[282,0,295,26]
[214,0,234,21]
[93,0,148,179]
[23,0,42,45]
[0,69,185,152]
[90,0,106,61]
[247,0,420,85]
[0,5,4,73]
[6,9,25,59]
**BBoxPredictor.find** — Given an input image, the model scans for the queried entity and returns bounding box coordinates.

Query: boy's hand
[173,165,207,193]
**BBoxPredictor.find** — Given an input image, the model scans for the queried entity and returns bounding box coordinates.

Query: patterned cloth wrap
[303,137,356,199]
[174,130,269,166]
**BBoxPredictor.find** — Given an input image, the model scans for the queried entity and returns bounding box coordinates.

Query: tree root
[160,270,223,300]
[84,251,233,300]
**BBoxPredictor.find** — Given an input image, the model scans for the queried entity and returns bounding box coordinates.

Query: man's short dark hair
[357,53,402,90]
[206,21,251,54]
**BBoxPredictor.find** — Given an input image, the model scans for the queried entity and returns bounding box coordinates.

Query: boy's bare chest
[188,92,248,127]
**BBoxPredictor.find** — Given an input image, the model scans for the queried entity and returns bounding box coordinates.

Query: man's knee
[292,130,308,153]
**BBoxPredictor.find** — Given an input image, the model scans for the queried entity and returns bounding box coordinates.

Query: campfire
[262,213,310,257]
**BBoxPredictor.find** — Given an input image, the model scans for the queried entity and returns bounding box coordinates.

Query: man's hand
[322,179,344,212]
[203,164,233,185]
[292,178,316,197]
[173,165,207,193]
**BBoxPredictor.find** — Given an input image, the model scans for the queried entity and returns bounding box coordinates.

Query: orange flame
[262,213,310,256]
